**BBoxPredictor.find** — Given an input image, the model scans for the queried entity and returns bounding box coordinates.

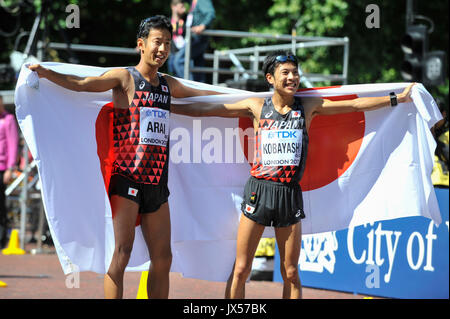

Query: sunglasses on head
[275,55,297,63]
[141,16,159,25]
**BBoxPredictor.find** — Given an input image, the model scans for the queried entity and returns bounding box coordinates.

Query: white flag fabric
[14,62,442,281]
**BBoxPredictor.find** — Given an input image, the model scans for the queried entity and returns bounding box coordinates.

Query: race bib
[260,129,302,167]
[139,108,170,147]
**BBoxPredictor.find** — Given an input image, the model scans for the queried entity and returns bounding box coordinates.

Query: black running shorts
[241,177,305,227]
[108,174,170,214]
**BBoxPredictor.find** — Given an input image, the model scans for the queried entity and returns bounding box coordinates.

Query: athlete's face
[266,62,300,95]
[138,28,171,68]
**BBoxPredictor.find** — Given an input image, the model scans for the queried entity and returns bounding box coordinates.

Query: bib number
[139,108,170,147]
[260,129,302,166]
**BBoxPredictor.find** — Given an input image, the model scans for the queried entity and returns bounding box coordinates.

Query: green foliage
[263,0,348,36]
[242,0,348,86]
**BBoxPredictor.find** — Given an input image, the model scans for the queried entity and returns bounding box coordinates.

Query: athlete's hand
[398,82,415,104]
[28,64,48,78]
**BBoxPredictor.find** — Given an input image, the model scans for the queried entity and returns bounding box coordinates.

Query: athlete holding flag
[172,51,415,299]
[28,15,219,299]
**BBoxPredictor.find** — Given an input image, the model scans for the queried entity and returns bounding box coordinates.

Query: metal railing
[183,28,349,86]
[43,28,349,87]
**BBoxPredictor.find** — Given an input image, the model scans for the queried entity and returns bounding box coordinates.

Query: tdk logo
[146,109,167,119]
[267,130,298,139]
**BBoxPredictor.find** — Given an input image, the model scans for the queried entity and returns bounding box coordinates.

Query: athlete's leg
[224,261,246,299]
[225,263,233,299]
[104,195,139,299]
[229,214,265,299]
[225,262,234,299]
[140,202,172,299]
[274,222,302,299]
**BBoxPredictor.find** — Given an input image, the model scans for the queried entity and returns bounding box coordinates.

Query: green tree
[250,0,349,85]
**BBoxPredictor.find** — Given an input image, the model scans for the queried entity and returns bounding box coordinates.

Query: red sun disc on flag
[239,94,365,191]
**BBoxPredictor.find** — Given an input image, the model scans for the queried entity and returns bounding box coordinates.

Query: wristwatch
[389,92,398,107]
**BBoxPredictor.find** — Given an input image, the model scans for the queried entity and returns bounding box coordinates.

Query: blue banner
[274,188,449,299]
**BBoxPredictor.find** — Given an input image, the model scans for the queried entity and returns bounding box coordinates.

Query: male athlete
[29,15,218,299]
[172,51,415,298]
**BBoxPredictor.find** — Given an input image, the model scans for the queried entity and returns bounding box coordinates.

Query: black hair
[137,15,173,40]
[262,50,299,78]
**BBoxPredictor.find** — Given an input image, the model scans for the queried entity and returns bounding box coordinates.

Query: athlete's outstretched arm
[309,82,415,116]
[164,74,221,98]
[172,99,257,118]
[28,64,129,92]
[164,75,261,118]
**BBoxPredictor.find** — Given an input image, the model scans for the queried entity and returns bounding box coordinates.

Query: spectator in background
[167,0,187,75]
[0,95,19,248]
[431,97,449,187]
[171,0,215,82]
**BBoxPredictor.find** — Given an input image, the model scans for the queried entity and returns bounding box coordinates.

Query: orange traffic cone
[2,229,25,255]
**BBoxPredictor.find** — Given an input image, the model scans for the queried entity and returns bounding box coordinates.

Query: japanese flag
[15,62,442,281]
